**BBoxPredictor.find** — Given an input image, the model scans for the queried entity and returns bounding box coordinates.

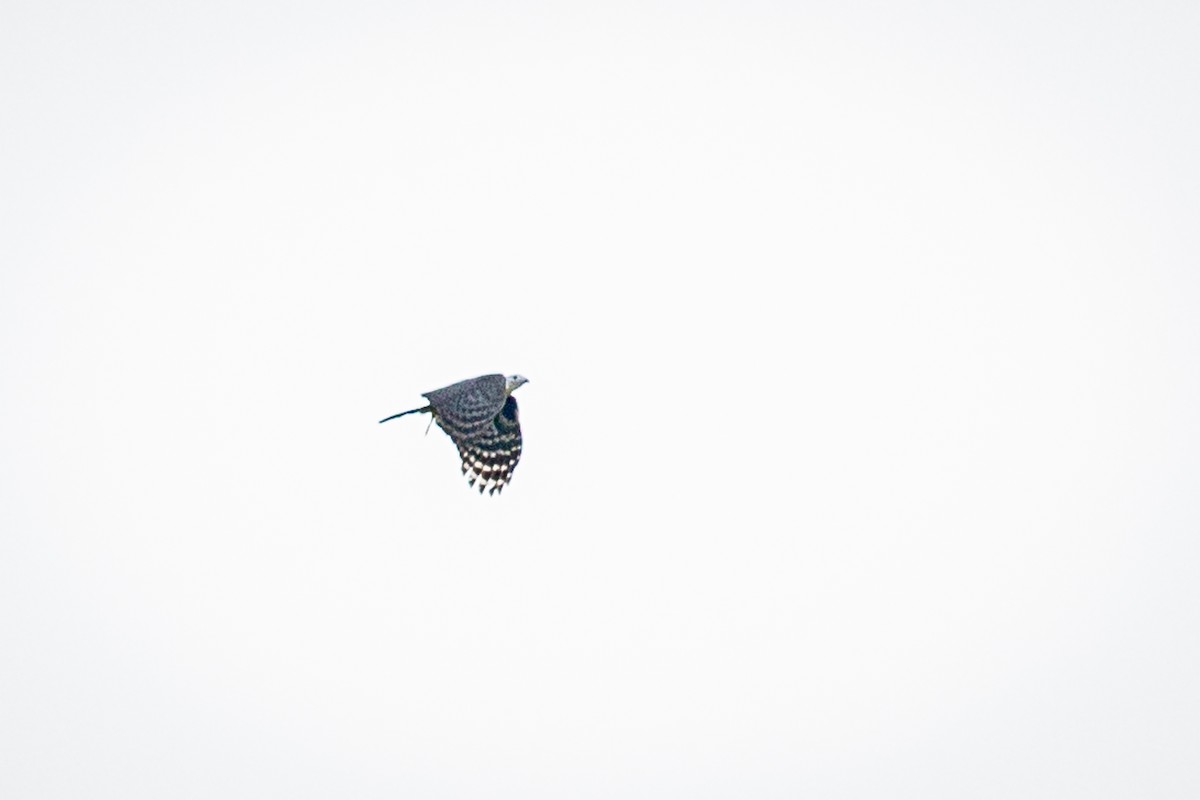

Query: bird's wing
[447,396,523,495]
[424,374,508,440]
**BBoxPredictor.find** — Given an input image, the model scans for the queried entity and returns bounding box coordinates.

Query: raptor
[380,373,528,495]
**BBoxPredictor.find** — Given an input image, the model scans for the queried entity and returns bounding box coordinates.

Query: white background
[3,1,1198,797]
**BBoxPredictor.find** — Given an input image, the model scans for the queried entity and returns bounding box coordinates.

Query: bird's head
[505,374,529,394]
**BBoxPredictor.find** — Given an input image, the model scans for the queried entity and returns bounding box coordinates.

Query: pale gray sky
[2,1,1198,798]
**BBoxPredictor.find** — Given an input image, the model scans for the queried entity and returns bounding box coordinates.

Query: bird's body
[380,373,528,495]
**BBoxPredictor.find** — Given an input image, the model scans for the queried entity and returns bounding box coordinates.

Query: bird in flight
[380,373,529,495]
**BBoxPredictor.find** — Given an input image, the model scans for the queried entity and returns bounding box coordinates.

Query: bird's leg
[425,415,434,436]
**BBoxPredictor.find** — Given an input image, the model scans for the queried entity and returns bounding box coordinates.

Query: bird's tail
[378,405,431,424]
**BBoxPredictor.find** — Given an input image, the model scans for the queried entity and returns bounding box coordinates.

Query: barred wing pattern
[445,396,523,495]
